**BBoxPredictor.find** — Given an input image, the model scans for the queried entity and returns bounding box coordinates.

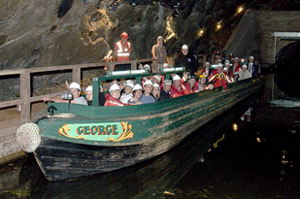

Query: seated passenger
[120,80,134,103]
[237,64,252,80]
[128,84,143,104]
[199,75,214,91]
[159,79,172,101]
[223,68,234,83]
[197,62,211,78]
[152,83,161,101]
[233,57,242,72]
[104,84,127,106]
[85,85,106,106]
[170,75,185,98]
[224,60,233,78]
[182,75,199,95]
[85,86,93,106]
[140,80,156,104]
[43,82,87,105]
[208,63,227,89]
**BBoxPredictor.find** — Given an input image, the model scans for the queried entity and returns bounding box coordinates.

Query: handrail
[0,58,154,124]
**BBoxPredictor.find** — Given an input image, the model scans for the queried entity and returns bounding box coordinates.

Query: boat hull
[34,79,263,181]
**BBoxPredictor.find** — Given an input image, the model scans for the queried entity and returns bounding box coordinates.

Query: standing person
[247,56,259,78]
[113,32,132,71]
[174,44,199,75]
[151,36,167,72]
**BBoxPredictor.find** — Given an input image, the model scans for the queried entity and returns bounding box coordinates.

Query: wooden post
[131,60,137,70]
[20,71,31,123]
[107,62,114,71]
[73,67,81,84]
[203,55,207,67]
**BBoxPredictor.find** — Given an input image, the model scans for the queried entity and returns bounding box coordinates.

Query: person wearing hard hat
[159,79,172,101]
[197,61,211,78]
[182,75,199,95]
[120,80,134,103]
[152,83,161,101]
[128,84,143,104]
[208,63,227,89]
[151,36,167,72]
[237,64,252,81]
[43,82,87,105]
[233,57,242,73]
[140,80,155,104]
[174,44,199,76]
[170,75,185,98]
[104,84,127,106]
[247,56,258,78]
[113,32,132,71]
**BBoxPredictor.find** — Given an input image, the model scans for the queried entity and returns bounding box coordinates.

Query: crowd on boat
[43,33,259,106]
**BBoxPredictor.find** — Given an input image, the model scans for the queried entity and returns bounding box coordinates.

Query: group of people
[43,32,259,106]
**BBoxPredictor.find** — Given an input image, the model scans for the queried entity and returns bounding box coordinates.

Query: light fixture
[197,28,204,37]
[216,21,222,31]
[237,6,244,14]
[232,123,238,132]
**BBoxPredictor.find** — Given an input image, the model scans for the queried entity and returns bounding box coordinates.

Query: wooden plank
[20,72,31,123]
[0,70,23,76]
[0,99,22,108]
[29,92,62,103]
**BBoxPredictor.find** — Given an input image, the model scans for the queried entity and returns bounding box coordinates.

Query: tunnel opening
[275,41,300,98]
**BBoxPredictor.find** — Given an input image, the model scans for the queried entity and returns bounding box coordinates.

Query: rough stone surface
[224,9,300,64]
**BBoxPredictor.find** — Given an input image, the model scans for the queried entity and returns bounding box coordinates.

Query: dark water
[0,108,299,198]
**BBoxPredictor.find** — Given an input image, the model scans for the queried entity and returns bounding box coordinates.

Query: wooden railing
[0,58,154,124]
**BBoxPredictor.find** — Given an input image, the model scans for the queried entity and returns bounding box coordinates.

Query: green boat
[16,69,263,181]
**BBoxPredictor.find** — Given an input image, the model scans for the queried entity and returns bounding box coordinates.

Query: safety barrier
[0,58,154,124]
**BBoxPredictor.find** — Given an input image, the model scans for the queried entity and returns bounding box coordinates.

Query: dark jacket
[174,51,198,75]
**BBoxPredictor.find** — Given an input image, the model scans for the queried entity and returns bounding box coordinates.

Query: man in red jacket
[113,32,132,71]
[208,63,227,89]
[182,75,199,95]
[170,75,185,98]
[104,84,127,106]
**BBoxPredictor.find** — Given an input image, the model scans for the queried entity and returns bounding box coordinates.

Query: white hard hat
[218,63,223,67]
[85,85,92,93]
[69,82,81,91]
[182,44,188,50]
[223,67,228,71]
[157,36,164,40]
[143,80,153,87]
[173,75,181,81]
[144,64,151,69]
[235,57,239,60]
[163,63,169,68]
[249,56,254,59]
[133,84,142,91]
[205,62,211,66]
[242,64,247,68]
[109,84,120,92]
[225,60,230,64]
[124,80,134,88]
[153,83,160,89]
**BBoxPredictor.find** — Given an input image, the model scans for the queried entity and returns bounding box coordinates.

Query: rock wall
[224,9,300,64]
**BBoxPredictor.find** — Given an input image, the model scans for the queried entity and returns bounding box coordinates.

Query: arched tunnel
[275,41,300,98]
